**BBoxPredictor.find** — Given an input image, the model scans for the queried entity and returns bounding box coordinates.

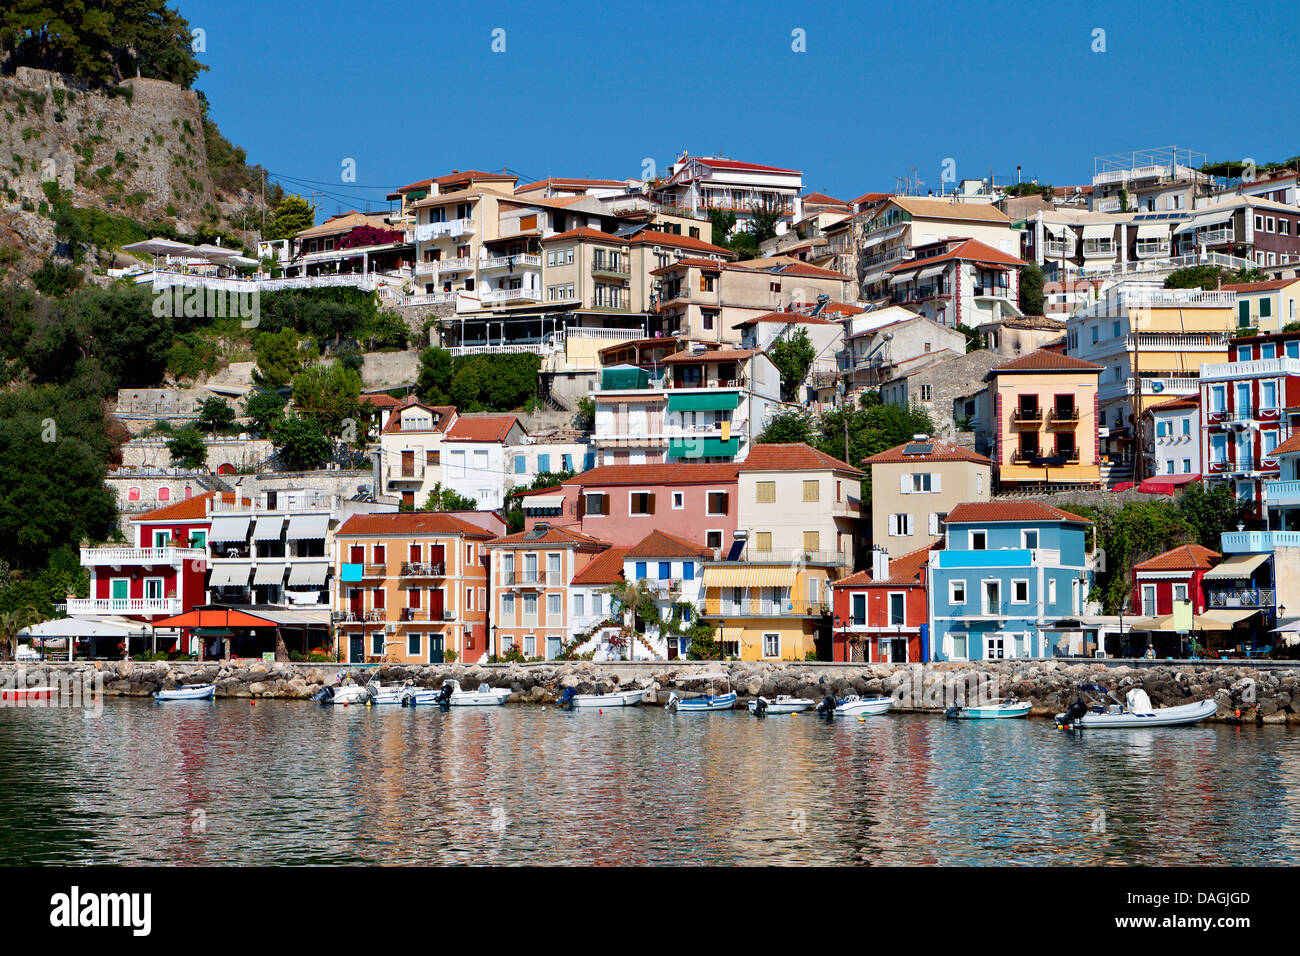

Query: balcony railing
[1012,408,1042,427]
[704,600,831,618]
[1048,407,1080,426]
[80,546,205,567]
[1221,530,1300,552]
[1043,240,1077,258]
[480,254,541,271]
[1134,241,1171,259]
[480,287,543,304]
[1082,240,1116,258]
[404,291,458,305]
[400,562,445,577]
[1125,331,1228,350]
[1013,449,1079,464]
[414,261,438,276]
[1265,479,1300,506]
[504,571,541,586]
[435,256,475,273]
[591,260,631,277]
[1202,357,1300,381]
[1199,228,1233,245]
[1208,588,1275,610]
[339,608,385,624]
[65,597,181,615]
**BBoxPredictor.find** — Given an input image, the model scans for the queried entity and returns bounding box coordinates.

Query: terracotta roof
[568,463,740,486]
[886,197,1012,223]
[444,415,522,443]
[944,501,1090,525]
[862,438,991,466]
[662,348,756,364]
[434,169,516,187]
[849,192,890,207]
[1270,432,1300,457]
[732,311,837,329]
[1145,395,1200,413]
[380,401,457,435]
[516,177,627,193]
[395,178,434,192]
[690,157,800,174]
[335,512,494,538]
[832,545,935,588]
[597,336,686,356]
[741,443,863,476]
[131,490,246,523]
[625,530,711,559]
[1221,279,1298,293]
[489,525,607,548]
[513,485,563,498]
[649,257,851,281]
[543,227,733,258]
[1133,543,1220,573]
[888,238,1027,273]
[570,547,629,586]
[360,393,404,408]
[295,210,393,240]
[992,349,1103,374]
[815,302,867,316]
[802,191,851,206]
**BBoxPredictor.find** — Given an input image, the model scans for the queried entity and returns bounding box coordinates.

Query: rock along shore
[3,659,1299,725]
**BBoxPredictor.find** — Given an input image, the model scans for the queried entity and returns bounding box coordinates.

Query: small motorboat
[311,671,371,705]
[665,672,736,712]
[945,698,1032,719]
[556,686,648,709]
[429,679,511,707]
[1055,685,1218,729]
[153,683,215,701]
[749,695,815,716]
[815,694,894,717]
[365,682,408,705]
[1,686,56,703]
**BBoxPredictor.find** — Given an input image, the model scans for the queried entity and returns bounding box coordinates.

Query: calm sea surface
[1,699,1296,865]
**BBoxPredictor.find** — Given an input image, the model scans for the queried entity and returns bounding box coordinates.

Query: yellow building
[1222,277,1300,335]
[701,560,834,661]
[988,349,1103,488]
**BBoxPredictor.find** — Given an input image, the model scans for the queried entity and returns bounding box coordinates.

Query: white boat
[557,687,649,709]
[153,683,215,701]
[816,694,894,717]
[749,695,815,716]
[665,672,736,712]
[1056,685,1218,729]
[365,682,408,705]
[432,679,511,707]
[946,698,1033,719]
[312,680,370,705]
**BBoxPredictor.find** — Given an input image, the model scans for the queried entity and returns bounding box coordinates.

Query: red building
[830,544,933,662]
[1130,544,1219,616]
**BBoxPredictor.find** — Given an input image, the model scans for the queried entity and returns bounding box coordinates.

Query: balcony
[400,562,445,578]
[1043,240,1077,258]
[591,260,631,278]
[1014,448,1079,465]
[1011,408,1043,428]
[1208,588,1275,610]
[480,287,543,304]
[480,254,541,271]
[1199,228,1233,245]
[80,546,206,567]
[704,600,830,619]
[1134,240,1171,259]
[1095,198,1122,213]
[1124,331,1228,351]
[404,291,458,305]
[385,463,425,484]
[1221,531,1300,553]
[65,597,181,616]
[1048,407,1080,427]
[339,608,385,624]
[1201,357,1300,382]
[503,571,541,586]
[1266,479,1300,506]
[361,564,386,579]
[1099,376,1199,401]
[1082,240,1116,259]
[414,261,438,276]
[1207,457,1276,475]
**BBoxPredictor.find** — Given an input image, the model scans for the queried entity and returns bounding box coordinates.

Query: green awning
[667,437,741,459]
[667,391,740,412]
[601,366,649,390]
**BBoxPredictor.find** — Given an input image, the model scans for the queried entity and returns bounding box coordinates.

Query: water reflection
[0,701,1295,865]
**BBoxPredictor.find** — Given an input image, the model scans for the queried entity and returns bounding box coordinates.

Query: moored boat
[0,686,56,703]
[664,672,736,712]
[311,671,371,705]
[153,683,215,701]
[749,695,815,716]
[945,698,1032,720]
[365,682,408,705]
[816,694,893,717]
[425,679,511,707]
[1055,685,1218,729]
[556,687,648,709]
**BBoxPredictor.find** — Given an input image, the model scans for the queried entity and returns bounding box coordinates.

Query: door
[349,634,363,662]
[401,450,415,477]
[428,633,444,664]
[546,636,562,660]
[349,587,363,620]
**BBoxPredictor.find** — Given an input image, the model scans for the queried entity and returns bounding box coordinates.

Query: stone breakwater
[3,659,1299,724]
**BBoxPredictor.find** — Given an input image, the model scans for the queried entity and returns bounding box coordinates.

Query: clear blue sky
[177,0,1299,219]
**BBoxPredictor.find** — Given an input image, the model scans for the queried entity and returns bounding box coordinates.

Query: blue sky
[178,0,1299,219]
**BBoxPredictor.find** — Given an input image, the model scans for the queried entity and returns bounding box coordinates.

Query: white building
[441,415,529,510]
[1144,396,1202,480]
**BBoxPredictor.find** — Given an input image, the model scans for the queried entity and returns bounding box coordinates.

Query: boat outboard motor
[557,687,577,709]
[436,683,454,707]
[310,686,334,704]
[816,695,837,717]
[1058,698,1089,728]
[752,696,768,718]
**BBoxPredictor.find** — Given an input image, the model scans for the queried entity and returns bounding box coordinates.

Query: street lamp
[717,619,726,661]
[491,624,499,661]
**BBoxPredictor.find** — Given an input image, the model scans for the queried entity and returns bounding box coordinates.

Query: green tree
[1164,265,1227,290]
[757,410,814,445]
[291,361,364,440]
[416,482,480,512]
[1071,500,1197,613]
[195,396,235,433]
[1018,262,1045,315]
[271,415,330,471]
[263,195,315,241]
[685,618,720,660]
[0,605,46,661]
[165,426,207,468]
[244,389,287,435]
[253,328,317,389]
[1175,482,1246,549]
[768,327,815,401]
[359,311,409,351]
[416,346,454,405]
[605,578,657,661]
[748,199,783,245]
[706,210,736,246]
[573,396,595,435]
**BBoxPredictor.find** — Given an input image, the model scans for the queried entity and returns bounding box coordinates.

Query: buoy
[858,716,865,722]
[250,700,255,706]
[599,709,603,714]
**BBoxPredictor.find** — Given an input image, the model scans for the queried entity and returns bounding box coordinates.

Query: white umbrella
[181,243,240,262]
[122,238,197,258]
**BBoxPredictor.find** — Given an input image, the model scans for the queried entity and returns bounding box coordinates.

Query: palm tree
[604,579,657,661]
[0,606,48,661]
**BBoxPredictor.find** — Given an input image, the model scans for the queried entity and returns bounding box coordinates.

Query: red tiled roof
[335,512,495,538]
[888,238,1027,273]
[741,443,862,476]
[395,178,434,192]
[692,157,800,174]
[380,401,457,435]
[802,191,851,206]
[434,169,516,186]
[1270,432,1300,457]
[567,463,740,487]
[772,261,853,280]
[360,393,404,408]
[570,546,630,585]
[489,525,607,548]
[1133,543,1219,573]
[849,192,890,206]
[1221,279,1298,293]
[444,415,522,442]
[1145,395,1200,413]
[662,348,756,364]
[944,501,1090,524]
[516,177,627,193]
[992,348,1103,373]
[543,227,734,258]
[625,530,711,559]
[815,302,866,316]
[862,438,991,466]
[131,490,244,524]
[732,311,837,329]
[832,545,935,587]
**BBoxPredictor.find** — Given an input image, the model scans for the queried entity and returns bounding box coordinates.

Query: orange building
[333,512,494,664]
[485,523,609,660]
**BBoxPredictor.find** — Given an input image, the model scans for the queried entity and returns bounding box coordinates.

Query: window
[706,530,723,549]
[987,635,1004,659]
[1173,583,1188,605]
[514,455,526,474]
[762,633,781,658]
[1012,580,1029,604]
[702,309,718,330]
[706,491,729,515]
[522,593,538,625]
[672,491,684,509]
[1022,530,1038,550]
[524,635,536,657]
[153,530,172,548]
[1048,579,1057,605]
[1183,459,1191,473]
[629,492,655,515]
[1237,344,1252,361]
[635,562,647,580]
[888,514,913,536]
[1262,380,1278,410]
[1165,459,1174,475]
[683,562,695,581]
[950,633,968,661]
[408,632,421,656]
[803,531,820,551]
[1181,418,1191,436]
[583,493,608,515]
[970,531,987,550]
[1210,433,1227,463]
[982,580,1000,614]
[911,473,934,492]
[888,593,905,626]
[547,593,562,620]
[1209,385,1226,414]
[850,593,867,625]
[547,552,561,585]
[755,481,776,503]
[657,561,671,580]
[574,593,585,619]
[802,480,820,501]
[755,531,772,552]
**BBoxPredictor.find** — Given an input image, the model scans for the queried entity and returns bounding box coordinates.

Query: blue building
[927,501,1094,660]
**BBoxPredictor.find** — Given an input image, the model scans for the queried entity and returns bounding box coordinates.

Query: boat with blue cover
[945,698,1032,719]
[665,673,736,712]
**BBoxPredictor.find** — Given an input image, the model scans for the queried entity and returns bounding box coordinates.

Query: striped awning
[522,494,565,509]
[703,566,797,589]
[1203,553,1269,580]
[208,563,251,587]
[252,563,285,585]
[253,515,284,541]
[1196,609,1259,629]
[1136,222,1171,239]
[1082,223,1113,239]
[207,515,250,542]
[286,514,329,540]
[287,563,328,586]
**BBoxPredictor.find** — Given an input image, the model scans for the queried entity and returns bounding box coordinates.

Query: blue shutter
[584,452,595,470]
[635,562,647,580]
[514,455,525,474]
[539,453,550,473]
[659,562,671,579]
[683,562,695,581]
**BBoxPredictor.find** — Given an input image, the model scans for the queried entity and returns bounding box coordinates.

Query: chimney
[872,546,890,581]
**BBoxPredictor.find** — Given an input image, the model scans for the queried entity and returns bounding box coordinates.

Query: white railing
[414,261,438,276]
[1200,228,1233,245]
[481,287,543,303]
[1124,332,1228,350]
[1201,357,1300,380]
[1134,241,1171,259]
[1094,198,1121,212]
[65,597,181,615]
[480,254,542,270]
[436,256,475,273]
[151,270,389,293]
[80,546,206,566]
[1099,377,1199,400]
[404,291,458,305]
[447,343,556,357]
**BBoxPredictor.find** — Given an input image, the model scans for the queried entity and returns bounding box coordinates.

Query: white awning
[252,563,285,586]
[1203,553,1270,580]
[252,515,284,541]
[287,563,329,586]
[286,514,329,540]
[1136,223,1171,239]
[916,265,946,281]
[22,617,143,638]
[1041,221,1065,237]
[522,494,565,509]
[1082,223,1113,239]
[207,515,250,542]
[1176,210,1234,234]
[889,273,910,285]
[208,563,251,587]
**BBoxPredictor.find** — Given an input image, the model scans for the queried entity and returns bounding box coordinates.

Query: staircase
[195,473,234,493]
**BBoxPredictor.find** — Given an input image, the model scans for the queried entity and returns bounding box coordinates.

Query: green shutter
[667,437,740,459]
[601,367,649,390]
[667,391,741,412]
